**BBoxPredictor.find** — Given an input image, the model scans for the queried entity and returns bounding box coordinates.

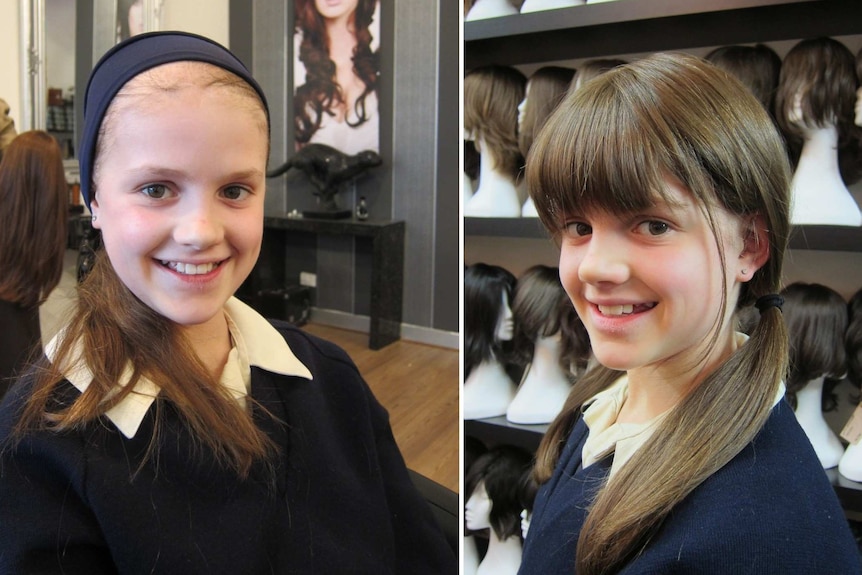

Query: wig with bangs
[526,52,792,574]
[464,65,526,180]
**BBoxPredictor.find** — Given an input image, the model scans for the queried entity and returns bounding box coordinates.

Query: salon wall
[231,0,459,343]
[0,1,22,130]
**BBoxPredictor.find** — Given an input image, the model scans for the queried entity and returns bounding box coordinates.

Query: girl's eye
[565,221,592,237]
[640,220,670,236]
[141,184,169,199]
[222,186,250,201]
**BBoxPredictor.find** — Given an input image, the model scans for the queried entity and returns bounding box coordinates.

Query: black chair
[408,468,459,555]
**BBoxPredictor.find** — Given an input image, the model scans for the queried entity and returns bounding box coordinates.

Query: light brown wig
[0,130,68,309]
[518,66,576,158]
[527,53,791,574]
[464,65,526,180]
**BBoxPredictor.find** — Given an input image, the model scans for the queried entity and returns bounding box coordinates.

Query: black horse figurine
[267,144,383,218]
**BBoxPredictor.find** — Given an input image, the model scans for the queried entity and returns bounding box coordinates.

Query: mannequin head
[518,66,576,157]
[512,265,591,374]
[781,282,847,410]
[465,263,517,377]
[846,287,862,390]
[855,47,862,127]
[775,37,860,183]
[464,445,532,540]
[517,466,539,540]
[705,44,781,115]
[568,58,627,94]
[464,66,527,181]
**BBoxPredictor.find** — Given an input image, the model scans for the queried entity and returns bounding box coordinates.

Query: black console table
[261,215,405,350]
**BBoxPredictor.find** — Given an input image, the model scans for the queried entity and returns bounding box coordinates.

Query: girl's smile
[559,176,750,392]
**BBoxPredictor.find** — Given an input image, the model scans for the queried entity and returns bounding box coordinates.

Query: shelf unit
[466,0,862,68]
[464,0,862,513]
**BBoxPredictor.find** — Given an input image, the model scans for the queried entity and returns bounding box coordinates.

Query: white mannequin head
[465,481,492,531]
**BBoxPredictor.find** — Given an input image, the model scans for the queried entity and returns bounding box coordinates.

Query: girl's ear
[89,191,102,230]
[737,214,769,282]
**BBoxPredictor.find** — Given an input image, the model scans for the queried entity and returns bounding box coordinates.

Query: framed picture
[293,0,381,155]
[93,0,163,61]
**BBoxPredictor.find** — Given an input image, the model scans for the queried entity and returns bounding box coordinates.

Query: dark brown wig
[465,445,532,541]
[781,282,847,410]
[464,263,517,378]
[705,44,782,116]
[518,66,576,158]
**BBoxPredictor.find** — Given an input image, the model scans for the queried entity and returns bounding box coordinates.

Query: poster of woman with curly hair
[293,0,381,155]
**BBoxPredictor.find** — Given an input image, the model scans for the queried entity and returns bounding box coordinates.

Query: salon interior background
[1,0,459,347]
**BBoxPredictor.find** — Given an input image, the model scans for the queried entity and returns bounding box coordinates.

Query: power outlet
[299,272,317,288]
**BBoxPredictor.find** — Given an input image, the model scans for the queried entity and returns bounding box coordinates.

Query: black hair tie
[755,294,784,313]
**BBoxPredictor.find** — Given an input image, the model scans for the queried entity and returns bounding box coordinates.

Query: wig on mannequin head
[781,282,847,411]
[511,265,591,375]
[464,66,526,181]
[293,0,379,145]
[775,37,861,184]
[465,263,517,378]
[518,66,576,158]
[568,58,627,94]
[705,44,781,116]
[846,287,862,391]
[465,445,532,541]
[527,53,791,574]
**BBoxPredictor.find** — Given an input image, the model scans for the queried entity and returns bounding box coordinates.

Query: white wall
[1,0,229,134]
[161,0,228,46]
[0,0,22,130]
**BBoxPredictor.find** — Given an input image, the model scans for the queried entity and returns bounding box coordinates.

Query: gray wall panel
[392,0,439,328]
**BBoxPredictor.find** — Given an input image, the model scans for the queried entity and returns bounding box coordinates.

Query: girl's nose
[577,231,631,286]
[173,198,224,249]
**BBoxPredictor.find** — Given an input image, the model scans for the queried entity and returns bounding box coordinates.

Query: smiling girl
[0,32,454,574]
[517,53,860,574]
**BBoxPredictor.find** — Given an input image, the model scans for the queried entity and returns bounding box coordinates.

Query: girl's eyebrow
[124,166,265,181]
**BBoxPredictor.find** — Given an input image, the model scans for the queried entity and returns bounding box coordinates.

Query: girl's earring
[741,269,748,275]
[92,215,97,222]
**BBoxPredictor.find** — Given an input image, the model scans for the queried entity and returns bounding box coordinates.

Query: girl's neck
[620,329,738,424]
[180,312,232,380]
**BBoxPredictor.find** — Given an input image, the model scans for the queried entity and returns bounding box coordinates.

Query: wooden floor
[301,323,460,493]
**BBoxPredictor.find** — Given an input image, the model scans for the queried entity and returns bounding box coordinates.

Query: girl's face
[91,67,268,336]
[314,0,359,21]
[465,481,492,531]
[558,177,751,384]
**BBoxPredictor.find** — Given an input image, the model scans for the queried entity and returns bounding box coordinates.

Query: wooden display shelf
[465,0,862,68]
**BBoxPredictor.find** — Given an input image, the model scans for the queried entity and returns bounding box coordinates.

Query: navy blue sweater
[0,322,456,574]
[519,401,861,574]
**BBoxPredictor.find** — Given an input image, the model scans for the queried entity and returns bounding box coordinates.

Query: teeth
[161,261,218,275]
[598,304,635,316]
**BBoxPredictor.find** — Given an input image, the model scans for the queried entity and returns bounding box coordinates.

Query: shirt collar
[48,296,312,439]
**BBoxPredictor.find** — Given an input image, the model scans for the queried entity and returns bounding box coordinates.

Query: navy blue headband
[79,31,270,211]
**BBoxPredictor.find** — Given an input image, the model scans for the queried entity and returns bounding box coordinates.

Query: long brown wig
[0,130,68,309]
[527,53,791,574]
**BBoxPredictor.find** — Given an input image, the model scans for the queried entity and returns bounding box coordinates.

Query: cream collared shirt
[580,332,786,478]
[47,297,313,439]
